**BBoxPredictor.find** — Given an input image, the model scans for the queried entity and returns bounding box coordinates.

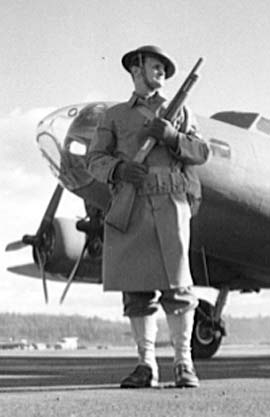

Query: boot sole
[120,380,159,389]
[175,381,200,388]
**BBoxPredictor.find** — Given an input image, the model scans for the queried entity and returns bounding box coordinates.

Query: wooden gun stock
[105,57,204,232]
[105,136,156,231]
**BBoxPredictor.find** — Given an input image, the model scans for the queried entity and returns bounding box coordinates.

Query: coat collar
[127,91,166,108]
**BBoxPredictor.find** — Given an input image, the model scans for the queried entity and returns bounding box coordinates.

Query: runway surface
[0,345,269,417]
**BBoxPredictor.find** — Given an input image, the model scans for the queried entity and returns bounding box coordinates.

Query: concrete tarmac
[0,345,269,417]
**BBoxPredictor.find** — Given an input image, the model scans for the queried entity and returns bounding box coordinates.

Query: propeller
[59,215,103,304]
[35,246,49,304]
[59,237,89,304]
[5,239,28,252]
[5,184,64,303]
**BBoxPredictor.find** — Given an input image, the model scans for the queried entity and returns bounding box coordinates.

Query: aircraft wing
[7,263,102,285]
[7,264,66,283]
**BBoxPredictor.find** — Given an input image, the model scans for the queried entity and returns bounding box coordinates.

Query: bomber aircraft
[6,101,270,359]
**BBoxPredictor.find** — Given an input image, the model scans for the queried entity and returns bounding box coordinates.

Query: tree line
[0,313,130,345]
[0,313,269,346]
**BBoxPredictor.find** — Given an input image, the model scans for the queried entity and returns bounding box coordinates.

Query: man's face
[143,56,166,90]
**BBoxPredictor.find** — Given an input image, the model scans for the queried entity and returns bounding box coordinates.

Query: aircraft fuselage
[190,115,270,289]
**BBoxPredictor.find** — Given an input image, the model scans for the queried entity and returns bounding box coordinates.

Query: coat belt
[138,167,186,195]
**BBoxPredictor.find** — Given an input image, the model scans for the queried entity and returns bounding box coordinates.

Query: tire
[192,300,223,359]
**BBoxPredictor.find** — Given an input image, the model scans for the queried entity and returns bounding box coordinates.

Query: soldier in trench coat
[88,45,209,388]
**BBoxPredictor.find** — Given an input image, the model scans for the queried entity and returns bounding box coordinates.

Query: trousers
[123,288,198,317]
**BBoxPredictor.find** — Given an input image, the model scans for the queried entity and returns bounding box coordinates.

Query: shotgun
[105,57,204,232]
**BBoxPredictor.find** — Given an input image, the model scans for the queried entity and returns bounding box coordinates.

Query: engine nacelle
[35,217,102,283]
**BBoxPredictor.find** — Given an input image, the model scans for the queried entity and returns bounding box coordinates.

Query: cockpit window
[68,141,88,155]
[211,111,259,129]
[255,117,270,136]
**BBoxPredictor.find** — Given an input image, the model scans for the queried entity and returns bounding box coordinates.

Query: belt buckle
[156,173,168,193]
[144,173,158,195]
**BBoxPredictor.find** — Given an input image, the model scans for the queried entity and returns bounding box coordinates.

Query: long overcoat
[88,92,209,292]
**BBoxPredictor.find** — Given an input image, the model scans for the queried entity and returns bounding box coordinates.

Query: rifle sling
[133,105,157,163]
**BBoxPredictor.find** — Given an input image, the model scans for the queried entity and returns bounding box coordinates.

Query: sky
[1,0,270,320]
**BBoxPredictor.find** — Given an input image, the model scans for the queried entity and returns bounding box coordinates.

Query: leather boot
[120,315,159,388]
[166,310,199,388]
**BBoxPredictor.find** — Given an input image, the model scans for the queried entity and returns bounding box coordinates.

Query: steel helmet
[121,45,177,79]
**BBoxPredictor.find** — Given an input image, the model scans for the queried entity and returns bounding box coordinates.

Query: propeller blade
[5,240,28,252]
[59,238,89,304]
[6,184,64,305]
[37,184,63,238]
[5,184,63,253]
[35,247,48,304]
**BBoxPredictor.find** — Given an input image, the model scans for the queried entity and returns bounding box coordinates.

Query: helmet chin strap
[138,53,157,93]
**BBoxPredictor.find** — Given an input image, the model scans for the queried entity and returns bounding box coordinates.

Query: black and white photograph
[1,1,270,416]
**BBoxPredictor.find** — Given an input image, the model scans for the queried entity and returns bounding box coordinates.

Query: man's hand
[113,161,148,187]
[147,117,179,148]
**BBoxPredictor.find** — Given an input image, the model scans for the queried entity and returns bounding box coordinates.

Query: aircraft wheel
[192,300,224,359]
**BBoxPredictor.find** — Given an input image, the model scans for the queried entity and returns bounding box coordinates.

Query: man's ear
[130,65,141,78]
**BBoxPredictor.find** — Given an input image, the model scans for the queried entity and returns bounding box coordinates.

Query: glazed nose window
[36,103,87,182]
[36,102,113,193]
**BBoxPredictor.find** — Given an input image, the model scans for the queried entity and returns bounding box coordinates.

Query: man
[88,45,209,388]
